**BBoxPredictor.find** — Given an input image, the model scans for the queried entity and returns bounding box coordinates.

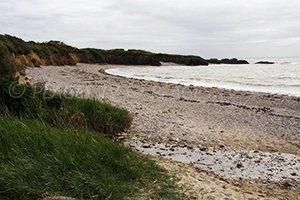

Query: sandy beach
[27,63,300,199]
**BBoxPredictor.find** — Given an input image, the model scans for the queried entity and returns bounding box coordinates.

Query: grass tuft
[0,116,181,200]
[0,77,132,136]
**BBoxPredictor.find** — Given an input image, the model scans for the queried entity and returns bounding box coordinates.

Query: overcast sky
[0,0,299,58]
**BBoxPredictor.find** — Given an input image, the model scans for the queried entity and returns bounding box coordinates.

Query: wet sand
[26,63,300,198]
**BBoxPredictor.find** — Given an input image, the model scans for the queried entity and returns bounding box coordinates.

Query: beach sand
[27,63,300,199]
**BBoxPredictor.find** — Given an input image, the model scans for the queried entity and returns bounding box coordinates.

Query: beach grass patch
[0,116,183,200]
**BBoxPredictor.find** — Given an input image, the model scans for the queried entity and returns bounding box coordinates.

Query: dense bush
[82,48,106,63]
[0,34,31,55]
[0,77,132,135]
[0,41,18,76]
[27,41,52,60]
[62,97,132,135]
[127,49,153,55]
[0,35,86,66]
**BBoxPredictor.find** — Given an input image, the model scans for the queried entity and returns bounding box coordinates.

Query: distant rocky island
[255,61,275,64]
[207,58,249,65]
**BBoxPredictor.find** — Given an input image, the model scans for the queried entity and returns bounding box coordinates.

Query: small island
[255,61,275,64]
[207,58,249,64]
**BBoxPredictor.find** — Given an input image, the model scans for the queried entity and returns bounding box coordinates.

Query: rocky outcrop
[104,54,161,66]
[255,61,275,65]
[155,54,209,66]
[15,53,46,68]
[206,58,222,64]
[207,58,249,65]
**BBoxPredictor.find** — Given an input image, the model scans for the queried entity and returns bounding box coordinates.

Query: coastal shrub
[0,34,31,55]
[0,41,18,76]
[0,116,180,200]
[0,34,85,66]
[83,48,106,63]
[106,48,126,55]
[27,41,52,60]
[0,33,210,68]
[0,78,132,135]
[127,49,153,56]
[62,97,132,135]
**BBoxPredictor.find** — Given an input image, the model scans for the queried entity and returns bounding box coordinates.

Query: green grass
[61,97,132,135]
[0,77,132,136]
[0,116,182,200]
[0,77,185,199]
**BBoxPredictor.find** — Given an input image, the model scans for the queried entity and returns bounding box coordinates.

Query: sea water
[105,57,300,97]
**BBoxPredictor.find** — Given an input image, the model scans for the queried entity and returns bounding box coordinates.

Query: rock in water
[255,61,275,64]
[207,58,249,64]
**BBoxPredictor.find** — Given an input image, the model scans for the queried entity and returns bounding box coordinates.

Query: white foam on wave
[106,57,300,97]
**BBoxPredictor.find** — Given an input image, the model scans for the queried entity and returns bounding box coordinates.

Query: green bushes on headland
[0,33,252,78]
[0,34,32,55]
[0,34,211,75]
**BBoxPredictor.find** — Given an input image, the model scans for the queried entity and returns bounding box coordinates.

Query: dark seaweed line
[207,101,300,121]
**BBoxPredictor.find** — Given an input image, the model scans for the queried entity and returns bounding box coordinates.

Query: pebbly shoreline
[26,63,300,186]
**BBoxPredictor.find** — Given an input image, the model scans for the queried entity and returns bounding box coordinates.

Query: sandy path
[26,64,300,199]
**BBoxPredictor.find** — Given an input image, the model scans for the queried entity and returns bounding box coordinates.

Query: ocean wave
[106,62,300,97]
[180,76,298,87]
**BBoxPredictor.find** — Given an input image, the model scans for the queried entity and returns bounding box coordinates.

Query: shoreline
[104,64,300,98]
[26,63,300,151]
[26,63,300,185]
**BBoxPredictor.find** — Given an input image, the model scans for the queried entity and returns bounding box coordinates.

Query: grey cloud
[0,0,299,58]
